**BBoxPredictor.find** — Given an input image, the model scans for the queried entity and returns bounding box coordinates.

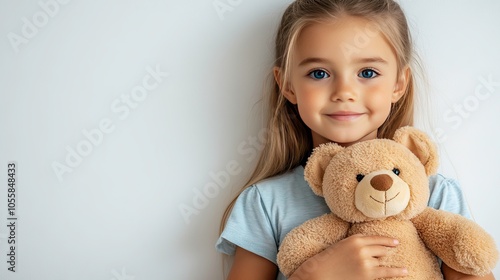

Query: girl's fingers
[366,245,394,258]
[349,234,399,248]
[364,236,406,279]
[365,235,400,247]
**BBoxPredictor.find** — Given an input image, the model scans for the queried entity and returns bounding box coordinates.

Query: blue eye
[308,70,330,80]
[359,69,378,79]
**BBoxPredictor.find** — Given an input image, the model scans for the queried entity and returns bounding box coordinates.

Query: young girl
[216,0,495,279]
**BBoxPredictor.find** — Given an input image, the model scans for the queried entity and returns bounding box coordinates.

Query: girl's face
[279,16,408,147]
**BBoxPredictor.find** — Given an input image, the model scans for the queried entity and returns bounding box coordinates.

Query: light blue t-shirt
[215,165,471,280]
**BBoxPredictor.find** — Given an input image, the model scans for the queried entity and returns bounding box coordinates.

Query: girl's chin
[313,131,378,147]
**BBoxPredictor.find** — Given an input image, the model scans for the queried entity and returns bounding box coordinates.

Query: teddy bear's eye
[356,174,365,182]
[392,168,400,176]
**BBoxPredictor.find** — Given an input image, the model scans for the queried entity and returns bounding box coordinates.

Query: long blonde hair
[220,0,416,233]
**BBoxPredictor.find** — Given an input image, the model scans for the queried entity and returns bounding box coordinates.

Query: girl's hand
[442,263,496,280]
[289,234,408,280]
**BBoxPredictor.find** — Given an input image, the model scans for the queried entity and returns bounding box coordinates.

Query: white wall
[0,0,498,279]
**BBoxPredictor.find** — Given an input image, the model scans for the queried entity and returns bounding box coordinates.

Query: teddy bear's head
[304,126,439,222]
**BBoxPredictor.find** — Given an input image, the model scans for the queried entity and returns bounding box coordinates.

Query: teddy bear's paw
[451,234,499,276]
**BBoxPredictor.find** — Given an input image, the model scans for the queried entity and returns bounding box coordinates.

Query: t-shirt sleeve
[428,174,472,219]
[215,185,278,264]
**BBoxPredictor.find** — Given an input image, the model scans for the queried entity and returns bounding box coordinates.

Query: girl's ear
[392,66,410,103]
[273,66,297,104]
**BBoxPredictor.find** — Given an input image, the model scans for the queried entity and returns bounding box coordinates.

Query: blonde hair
[220,0,417,233]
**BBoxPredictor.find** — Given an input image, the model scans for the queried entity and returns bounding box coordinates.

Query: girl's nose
[331,78,356,102]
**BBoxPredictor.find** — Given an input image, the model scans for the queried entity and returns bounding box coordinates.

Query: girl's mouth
[327,112,364,121]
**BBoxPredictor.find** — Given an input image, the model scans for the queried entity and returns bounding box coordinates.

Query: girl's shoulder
[217,165,330,262]
[429,173,463,198]
[251,165,306,192]
[245,165,329,207]
[238,165,320,208]
[428,174,472,219]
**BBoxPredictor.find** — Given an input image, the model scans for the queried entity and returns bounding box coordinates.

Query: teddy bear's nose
[370,174,393,191]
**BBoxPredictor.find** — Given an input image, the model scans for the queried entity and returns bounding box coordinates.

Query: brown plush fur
[277,126,498,279]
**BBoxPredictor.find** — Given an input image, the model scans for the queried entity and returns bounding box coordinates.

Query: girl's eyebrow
[298,56,388,67]
[353,57,388,64]
[298,57,331,66]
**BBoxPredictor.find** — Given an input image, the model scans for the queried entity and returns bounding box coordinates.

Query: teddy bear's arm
[277,213,350,277]
[411,207,498,276]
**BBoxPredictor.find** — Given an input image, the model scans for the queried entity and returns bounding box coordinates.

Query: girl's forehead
[293,16,396,65]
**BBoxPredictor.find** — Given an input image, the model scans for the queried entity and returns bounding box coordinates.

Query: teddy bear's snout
[370,174,393,191]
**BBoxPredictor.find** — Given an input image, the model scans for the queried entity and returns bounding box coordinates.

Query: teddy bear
[277,126,498,279]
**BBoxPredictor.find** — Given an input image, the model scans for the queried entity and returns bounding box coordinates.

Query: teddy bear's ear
[393,126,439,175]
[304,143,344,196]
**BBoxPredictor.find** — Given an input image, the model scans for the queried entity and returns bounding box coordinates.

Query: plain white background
[0,0,499,279]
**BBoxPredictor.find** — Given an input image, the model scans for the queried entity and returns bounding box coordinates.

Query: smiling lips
[370,192,400,204]
[327,111,364,121]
